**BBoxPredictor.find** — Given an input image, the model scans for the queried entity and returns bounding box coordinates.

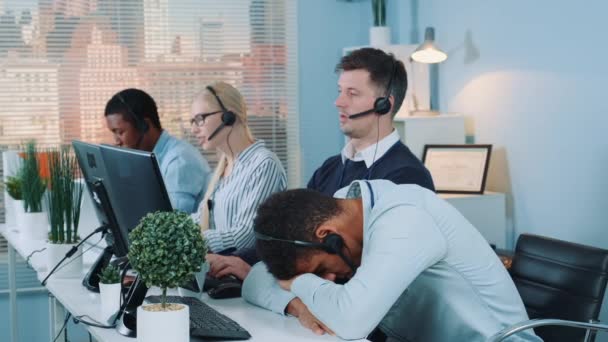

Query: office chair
[490,234,608,342]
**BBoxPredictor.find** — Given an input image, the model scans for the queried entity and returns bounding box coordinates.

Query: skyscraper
[143,0,169,61]
[199,18,223,62]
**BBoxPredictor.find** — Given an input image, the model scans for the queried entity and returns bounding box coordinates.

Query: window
[0,0,299,270]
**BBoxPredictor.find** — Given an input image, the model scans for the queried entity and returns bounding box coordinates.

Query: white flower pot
[46,242,83,278]
[9,199,26,231]
[99,282,122,320]
[21,211,48,240]
[137,303,189,342]
[370,26,391,46]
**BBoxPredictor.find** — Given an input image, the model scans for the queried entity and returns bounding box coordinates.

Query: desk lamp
[410,27,447,116]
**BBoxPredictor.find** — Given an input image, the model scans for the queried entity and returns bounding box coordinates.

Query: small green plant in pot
[46,146,84,244]
[99,264,121,284]
[2,171,25,227]
[20,140,49,240]
[4,174,23,201]
[129,210,206,342]
[45,146,85,277]
[99,264,122,319]
[369,0,390,45]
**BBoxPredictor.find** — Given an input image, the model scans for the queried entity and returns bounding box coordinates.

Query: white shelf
[440,192,508,249]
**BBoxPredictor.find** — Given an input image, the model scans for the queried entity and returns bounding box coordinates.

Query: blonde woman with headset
[191,81,286,279]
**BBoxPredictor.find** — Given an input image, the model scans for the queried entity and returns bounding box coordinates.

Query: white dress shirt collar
[341,129,400,168]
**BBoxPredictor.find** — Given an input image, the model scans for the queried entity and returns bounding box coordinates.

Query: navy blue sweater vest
[307,141,435,196]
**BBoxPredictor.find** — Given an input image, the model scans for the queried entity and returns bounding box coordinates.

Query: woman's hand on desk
[206,254,251,280]
[286,298,334,336]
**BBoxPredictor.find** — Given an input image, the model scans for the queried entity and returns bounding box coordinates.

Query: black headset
[206,85,237,141]
[114,92,148,149]
[115,93,149,134]
[255,231,356,272]
[348,58,399,119]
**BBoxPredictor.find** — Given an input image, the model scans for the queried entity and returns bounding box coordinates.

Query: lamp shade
[411,27,447,64]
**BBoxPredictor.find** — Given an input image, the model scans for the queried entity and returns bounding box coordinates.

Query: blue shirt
[243,180,539,341]
[153,130,210,213]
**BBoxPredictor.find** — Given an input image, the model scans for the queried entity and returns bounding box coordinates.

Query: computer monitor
[73,140,129,257]
[98,144,173,246]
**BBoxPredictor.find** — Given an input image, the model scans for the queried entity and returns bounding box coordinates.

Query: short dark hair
[104,88,162,130]
[254,189,341,280]
[336,47,407,117]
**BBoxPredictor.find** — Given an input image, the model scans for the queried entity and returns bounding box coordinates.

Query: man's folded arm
[242,262,296,314]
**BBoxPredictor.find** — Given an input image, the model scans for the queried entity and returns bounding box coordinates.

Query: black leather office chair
[492,234,608,342]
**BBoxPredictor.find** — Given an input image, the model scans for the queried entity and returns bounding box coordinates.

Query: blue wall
[297,0,372,183]
[402,0,608,336]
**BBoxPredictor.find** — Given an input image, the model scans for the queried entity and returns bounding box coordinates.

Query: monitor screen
[98,144,173,248]
[72,140,129,257]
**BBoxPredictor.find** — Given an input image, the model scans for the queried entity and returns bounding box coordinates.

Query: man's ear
[315,224,339,240]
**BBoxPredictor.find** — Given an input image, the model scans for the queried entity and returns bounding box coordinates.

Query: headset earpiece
[322,234,345,254]
[222,111,236,126]
[139,119,149,133]
[372,58,399,116]
[373,97,391,115]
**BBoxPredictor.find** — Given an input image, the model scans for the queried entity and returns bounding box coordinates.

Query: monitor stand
[82,245,114,292]
[115,275,148,337]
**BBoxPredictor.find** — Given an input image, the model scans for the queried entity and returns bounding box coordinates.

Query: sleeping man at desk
[242,180,542,342]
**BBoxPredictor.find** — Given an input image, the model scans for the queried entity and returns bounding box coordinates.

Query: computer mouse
[207,282,242,299]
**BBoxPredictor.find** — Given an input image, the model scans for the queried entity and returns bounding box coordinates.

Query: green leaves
[99,264,121,284]
[372,0,386,26]
[46,146,84,244]
[21,140,46,213]
[4,175,23,200]
[128,211,207,308]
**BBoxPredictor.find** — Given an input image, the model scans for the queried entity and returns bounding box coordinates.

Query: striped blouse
[203,140,287,253]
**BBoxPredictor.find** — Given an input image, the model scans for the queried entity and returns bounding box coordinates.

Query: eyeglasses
[190,111,222,127]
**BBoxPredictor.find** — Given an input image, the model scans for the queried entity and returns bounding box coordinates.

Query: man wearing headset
[104,88,211,214]
[246,180,540,342]
[207,48,436,281]
[307,47,434,195]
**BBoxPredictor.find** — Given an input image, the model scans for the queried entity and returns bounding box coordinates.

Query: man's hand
[286,298,334,336]
[205,254,251,280]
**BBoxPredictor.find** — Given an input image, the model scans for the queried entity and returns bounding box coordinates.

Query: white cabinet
[441,192,508,249]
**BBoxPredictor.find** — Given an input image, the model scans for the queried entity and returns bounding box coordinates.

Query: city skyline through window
[0,0,298,180]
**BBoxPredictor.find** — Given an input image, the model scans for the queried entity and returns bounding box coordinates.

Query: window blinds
[0,0,300,264]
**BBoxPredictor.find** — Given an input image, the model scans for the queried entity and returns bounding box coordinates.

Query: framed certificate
[422,144,492,194]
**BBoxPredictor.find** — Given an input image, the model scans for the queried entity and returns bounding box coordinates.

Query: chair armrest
[488,318,608,342]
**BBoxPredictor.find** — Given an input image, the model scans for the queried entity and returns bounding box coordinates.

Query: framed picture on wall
[422,144,492,194]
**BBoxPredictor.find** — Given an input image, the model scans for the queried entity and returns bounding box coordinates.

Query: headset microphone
[347,108,376,120]
[207,122,226,141]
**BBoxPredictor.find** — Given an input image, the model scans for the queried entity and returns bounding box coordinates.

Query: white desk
[1,224,368,342]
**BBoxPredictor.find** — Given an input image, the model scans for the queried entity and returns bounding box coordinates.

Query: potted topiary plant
[45,146,85,277]
[128,210,206,342]
[99,264,122,320]
[370,0,390,46]
[20,140,48,240]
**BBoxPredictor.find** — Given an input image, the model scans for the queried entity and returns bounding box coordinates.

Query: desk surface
[1,224,367,342]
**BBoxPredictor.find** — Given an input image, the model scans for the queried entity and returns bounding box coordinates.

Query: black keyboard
[145,295,251,340]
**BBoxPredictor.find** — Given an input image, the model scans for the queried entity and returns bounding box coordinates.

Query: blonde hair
[195,81,254,231]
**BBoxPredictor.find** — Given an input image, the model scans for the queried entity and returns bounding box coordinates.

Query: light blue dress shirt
[153,130,210,214]
[243,180,540,341]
